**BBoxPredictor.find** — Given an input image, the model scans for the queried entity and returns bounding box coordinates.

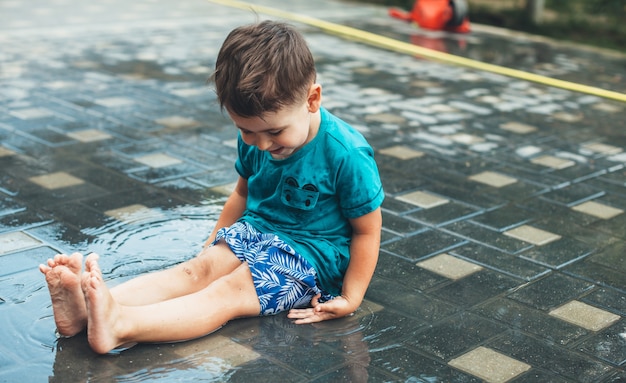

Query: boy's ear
[306,83,322,113]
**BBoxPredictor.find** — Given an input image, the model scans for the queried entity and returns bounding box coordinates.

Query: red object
[389,0,471,33]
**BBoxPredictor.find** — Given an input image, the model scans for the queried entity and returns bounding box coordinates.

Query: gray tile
[451,244,550,281]
[429,270,520,308]
[381,229,467,261]
[448,347,531,383]
[445,221,533,254]
[508,273,595,311]
[489,332,615,382]
[474,298,589,346]
[549,301,621,331]
[405,313,507,361]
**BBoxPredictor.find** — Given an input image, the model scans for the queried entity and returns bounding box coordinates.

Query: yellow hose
[209,0,626,103]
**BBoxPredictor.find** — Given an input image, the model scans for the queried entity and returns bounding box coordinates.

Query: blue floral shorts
[213,222,334,316]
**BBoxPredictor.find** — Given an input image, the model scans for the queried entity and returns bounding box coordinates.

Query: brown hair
[210,20,316,118]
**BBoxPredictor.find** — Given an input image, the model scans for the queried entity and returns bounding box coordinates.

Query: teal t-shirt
[235,107,384,295]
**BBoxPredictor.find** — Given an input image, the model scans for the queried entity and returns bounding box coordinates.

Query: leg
[110,242,241,305]
[82,252,260,354]
[39,242,239,336]
[39,252,88,336]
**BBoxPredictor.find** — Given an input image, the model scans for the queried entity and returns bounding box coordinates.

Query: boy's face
[229,84,322,160]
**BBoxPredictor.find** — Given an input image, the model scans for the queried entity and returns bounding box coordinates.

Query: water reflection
[82,204,220,278]
[43,204,378,382]
[49,306,376,382]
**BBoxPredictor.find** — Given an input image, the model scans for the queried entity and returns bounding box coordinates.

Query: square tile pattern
[469,171,517,188]
[549,300,621,331]
[504,225,561,246]
[571,200,623,219]
[29,172,85,189]
[396,190,449,209]
[448,346,531,383]
[2,2,626,382]
[417,253,482,280]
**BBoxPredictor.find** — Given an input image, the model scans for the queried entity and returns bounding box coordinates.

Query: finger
[310,293,321,307]
[287,308,314,319]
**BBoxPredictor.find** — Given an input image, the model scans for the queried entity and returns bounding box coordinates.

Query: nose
[256,135,273,151]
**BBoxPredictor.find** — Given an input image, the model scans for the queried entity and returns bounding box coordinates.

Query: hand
[287,294,356,324]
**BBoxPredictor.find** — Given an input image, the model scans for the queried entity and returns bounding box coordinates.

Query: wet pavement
[1,0,625,382]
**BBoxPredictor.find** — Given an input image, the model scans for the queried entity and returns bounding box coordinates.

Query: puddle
[2,202,393,382]
[81,204,220,279]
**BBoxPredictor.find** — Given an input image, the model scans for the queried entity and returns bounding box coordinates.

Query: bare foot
[39,252,88,337]
[82,254,125,354]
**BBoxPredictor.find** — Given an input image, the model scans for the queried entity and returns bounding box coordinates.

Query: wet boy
[40,20,383,354]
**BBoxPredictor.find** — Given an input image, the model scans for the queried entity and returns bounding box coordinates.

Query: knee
[177,257,210,282]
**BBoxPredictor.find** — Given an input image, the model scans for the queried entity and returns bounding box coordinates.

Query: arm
[203,176,248,247]
[288,207,382,324]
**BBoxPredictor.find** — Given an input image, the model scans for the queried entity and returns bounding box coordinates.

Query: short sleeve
[235,134,253,179]
[337,147,384,219]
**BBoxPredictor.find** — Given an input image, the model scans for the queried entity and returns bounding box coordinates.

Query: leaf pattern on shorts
[214,221,334,315]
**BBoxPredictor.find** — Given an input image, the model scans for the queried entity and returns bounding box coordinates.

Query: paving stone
[430,269,520,308]
[542,183,604,206]
[508,273,595,311]
[474,297,589,346]
[489,332,615,381]
[530,155,576,170]
[133,153,183,168]
[408,200,480,226]
[445,221,533,254]
[468,171,517,188]
[451,244,550,281]
[378,145,424,160]
[406,313,507,361]
[154,115,200,129]
[104,204,163,224]
[471,205,532,232]
[518,237,595,268]
[382,229,466,261]
[94,97,135,108]
[9,107,54,120]
[66,128,112,142]
[571,200,624,219]
[503,224,561,246]
[448,346,531,383]
[499,121,537,134]
[576,318,626,366]
[549,300,621,331]
[0,231,42,256]
[417,253,482,280]
[395,190,449,209]
[0,147,15,157]
[28,171,85,190]
[581,142,623,156]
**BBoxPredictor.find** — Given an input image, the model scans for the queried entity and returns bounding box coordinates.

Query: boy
[40,20,384,354]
